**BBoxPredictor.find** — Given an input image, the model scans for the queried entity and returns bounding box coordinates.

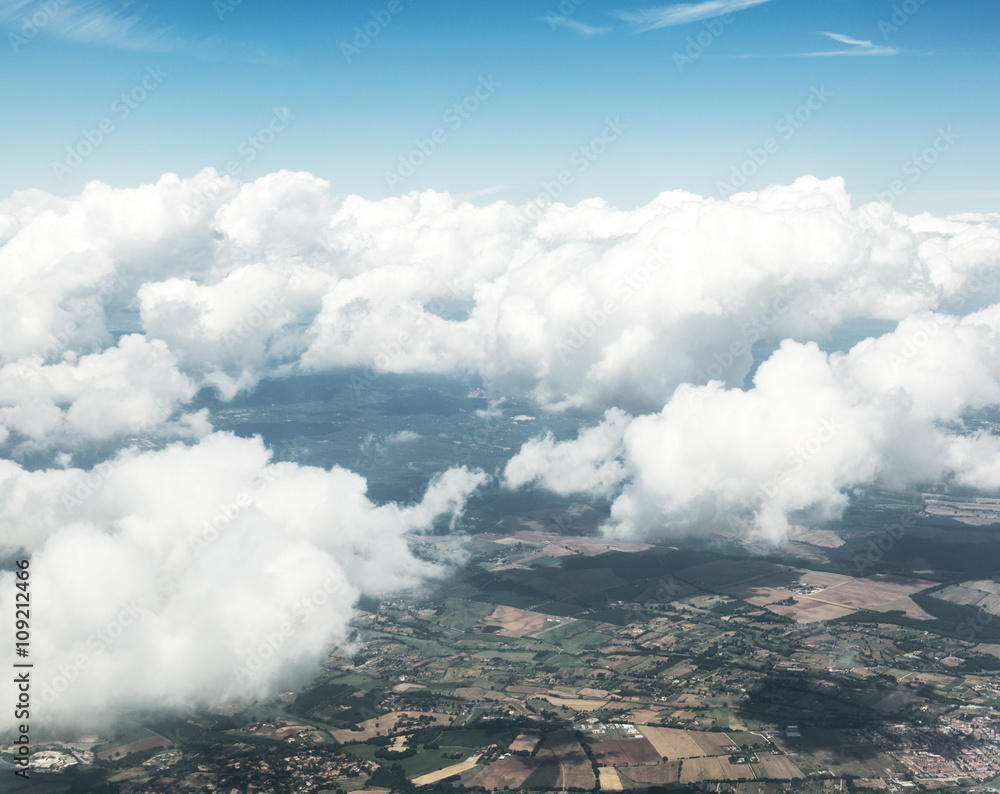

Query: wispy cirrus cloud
[796,31,898,57]
[0,0,172,51]
[0,0,276,63]
[613,0,774,32]
[542,13,613,35]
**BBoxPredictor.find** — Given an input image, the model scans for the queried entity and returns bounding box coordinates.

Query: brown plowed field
[588,738,661,766]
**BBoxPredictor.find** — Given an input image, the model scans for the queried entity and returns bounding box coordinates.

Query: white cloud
[796,31,898,57]
[4,172,1000,428]
[0,0,276,62]
[0,433,486,729]
[3,168,1000,728]
[0,335,208,454]
[542,14,613,35]
[614,0,774,31]
[0,0,173,52]
[504,306,1000,542]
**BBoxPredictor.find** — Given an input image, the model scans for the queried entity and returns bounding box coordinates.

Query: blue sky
[2,0,998,213]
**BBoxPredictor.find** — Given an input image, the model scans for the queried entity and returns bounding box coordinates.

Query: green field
[541,653,583,669]
[585,607,640,625]
[531,617,602,644]
[437,726,516,748]
[725,731,772,747]
[342,743,477,777]
[532,600,589,617]
[435,598,495,630]
[471,650,538,662]
[526,556,563,567]
[534,624,611,651]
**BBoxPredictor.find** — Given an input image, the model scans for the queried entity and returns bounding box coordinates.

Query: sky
[2,0,999,214]
[3,0,1000,733]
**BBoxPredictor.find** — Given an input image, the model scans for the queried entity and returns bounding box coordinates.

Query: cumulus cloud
[3,167,1000,728]
[0,433,486,730]
[0,335,208,455]
[152,174,1000,412]
[504,305,1000,542]
[5,171,1000,418]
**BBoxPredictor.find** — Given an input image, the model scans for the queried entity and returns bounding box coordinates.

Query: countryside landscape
[10,483,1000,794]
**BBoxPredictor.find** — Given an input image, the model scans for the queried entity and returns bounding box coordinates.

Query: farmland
[17,497,1000,793]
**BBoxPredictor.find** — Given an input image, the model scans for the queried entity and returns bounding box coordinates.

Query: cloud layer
[505,305,1000,541]
[3,170,999,444]
[2,169,1000,726]
[0,433,485,730]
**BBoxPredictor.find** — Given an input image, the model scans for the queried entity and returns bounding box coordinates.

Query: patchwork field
[789,529,845,548]
[637,727,737,759]
[752,754,804,778]
[98,735,172,761]
[676,560,935,623]
[765,600,857,622]
[411,753,481,786]
[475,605,550,637]
[507,734,539,754]
[627,709,665,725]
[331,711,451,742]
[514,532,653,557]
[923,493,1000,525]
[467,757,541,789]
[588,738,661,765]
[771,728,907,778]
[933,579,1000,615]
[680,755,752,783]
[617,761,682,787]
[544,696,610,711]
[541,730,596,790]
